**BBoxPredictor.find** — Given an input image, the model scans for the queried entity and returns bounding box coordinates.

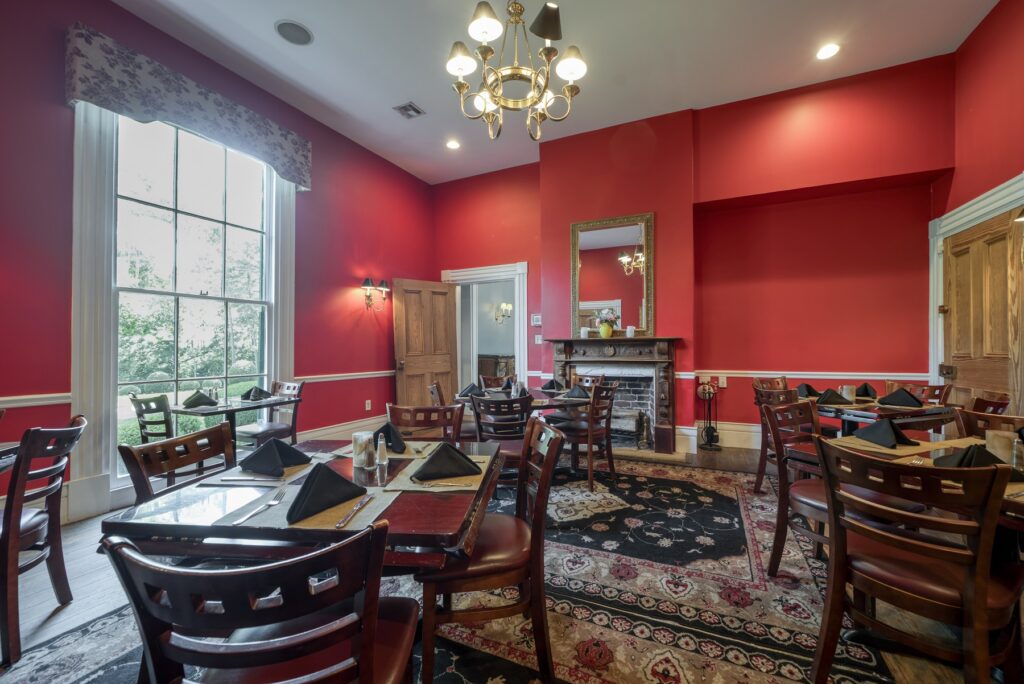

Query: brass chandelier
[445,1,588,141]
[618,245,645,276]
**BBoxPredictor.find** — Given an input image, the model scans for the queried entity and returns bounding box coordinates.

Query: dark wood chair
[118,422,237,506]
[1,415,87,666]
[752,387,799,493]
[968,394,1011,415]
[556,382,618,492]
[472,395,534,497]
[762,402,926,577]
[102,521,419,684]
[955,408,1024,439]
[753,376,788,390]
[811,437,1023,684]
[235,380,305,447]
[478,374,515,389]
[386,403,465,444]
[129,392,174,443]
[884,381,952,405]
[416,418,564,684]
[429,381,476,440]
[572,373,605,390]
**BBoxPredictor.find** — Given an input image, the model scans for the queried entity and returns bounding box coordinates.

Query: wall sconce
[362,277,389,311]
[494,301,513,324]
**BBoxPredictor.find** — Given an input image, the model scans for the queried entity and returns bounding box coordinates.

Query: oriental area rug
[8,461,892,684]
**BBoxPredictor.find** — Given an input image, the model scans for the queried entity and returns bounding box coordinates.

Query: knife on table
[335,493,375,529]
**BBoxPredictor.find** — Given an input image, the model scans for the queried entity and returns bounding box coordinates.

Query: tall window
[114,116,270,447]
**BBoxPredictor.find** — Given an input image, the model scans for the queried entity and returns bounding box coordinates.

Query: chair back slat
[118,423,236,505]
[267,380,304,433]
[816,438,1009,571]
[955,408,1024,439]
[102,522,388,680]
[479,374,515,389]
[516,419,565,551]
[471,395,533,441]
[969,395,1011,415]
[572,373,604,390]
[753,376,788,391]
[763,400,819,451]
[427,381,446,407]
[387,403,465,444]
[129,393,173,443]
[2,416,87,556]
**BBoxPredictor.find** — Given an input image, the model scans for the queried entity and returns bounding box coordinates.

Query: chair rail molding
[0,392,74,410]
[928,172,1024,384]
[295,370,397,383]
[442,262,529,392]
[691,370,930,381]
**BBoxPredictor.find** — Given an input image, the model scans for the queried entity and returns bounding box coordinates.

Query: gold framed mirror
[570,212,654,337]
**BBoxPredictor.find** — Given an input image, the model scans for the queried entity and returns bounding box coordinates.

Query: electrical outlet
[364,399,372,411]
[698,375,710,383]
[534,334,543,344]
[718,376,728,388]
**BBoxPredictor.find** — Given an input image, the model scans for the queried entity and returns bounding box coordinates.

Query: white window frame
[70,102,295,517]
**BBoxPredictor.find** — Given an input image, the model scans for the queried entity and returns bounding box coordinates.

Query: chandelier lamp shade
[445,1,588,141]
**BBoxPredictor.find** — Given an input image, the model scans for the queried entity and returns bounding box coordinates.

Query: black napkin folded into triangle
[817,389,853,405]
[182,391,217,409]
[458,383,485,397]
[541,379,563,391]
[854,419,919,448]
[878,388,923,407]
[934,444,1024,482]
[373,422,406,454]
[566,384,590,399]
[286,463,367,524]
[239,439,312,476]
[797,383,821,398]
[240,386,273,401]
[501,377,514,390]
[855,383,878,399]
[411,443,482,482]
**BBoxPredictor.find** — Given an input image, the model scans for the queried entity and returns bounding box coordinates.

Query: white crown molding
[296,370,396,383]
[692,370,929,381]
[0,392,74,410]
[929,172,1024,240]
[441,261,528,283]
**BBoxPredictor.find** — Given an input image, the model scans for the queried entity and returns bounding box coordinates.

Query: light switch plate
[718,376,728,388]
[534,334,543,344]
[364,399,372,411]
[530,314,542,327]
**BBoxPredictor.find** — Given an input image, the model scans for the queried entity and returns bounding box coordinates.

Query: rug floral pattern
[10,461,892,684]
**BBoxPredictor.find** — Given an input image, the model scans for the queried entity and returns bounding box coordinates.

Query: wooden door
[392,279,457,406]
[943,208,1023,412]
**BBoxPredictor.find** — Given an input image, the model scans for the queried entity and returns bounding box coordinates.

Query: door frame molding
[442,262,528,388]
[928,172,1024,384]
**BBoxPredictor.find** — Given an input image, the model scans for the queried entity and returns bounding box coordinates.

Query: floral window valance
[66,23,312,190]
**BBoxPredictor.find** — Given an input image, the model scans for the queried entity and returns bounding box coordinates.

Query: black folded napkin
[501,377,514,390]
[566,384,590,399]
[182,390,217,409]
[373,422,406,454]
[817,389,852,405]
[541,379,563,391]
[514,384,530,398]
[240,385,272,401]
[286,463,367,524]
[1019,427,1024,444]
[878,388,923,407]
[855,383,878,399]
[239,439,312,476]
[411,443,482,482]
[934,444,1024,482]
[854,419,919,448]
[797,383,820,398]
[458,383,485,397]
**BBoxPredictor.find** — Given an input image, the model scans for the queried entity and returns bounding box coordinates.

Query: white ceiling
[579,225,643,250]
[113,0,995,185]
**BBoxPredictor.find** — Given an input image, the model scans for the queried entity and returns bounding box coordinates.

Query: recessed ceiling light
[445,139,461,150]
[816,43,840,60]
[275,20,313,46]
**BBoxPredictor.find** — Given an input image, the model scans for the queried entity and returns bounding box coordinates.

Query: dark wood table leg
[226,412,238,444]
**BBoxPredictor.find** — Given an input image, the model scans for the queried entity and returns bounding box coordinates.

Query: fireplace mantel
[545,337,681,454]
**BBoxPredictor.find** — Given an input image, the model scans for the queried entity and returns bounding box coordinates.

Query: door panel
[943,208,1022,412]
[393,279,457,406]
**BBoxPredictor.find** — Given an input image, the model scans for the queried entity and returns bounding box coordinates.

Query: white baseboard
[675,422,760,453]
[298,414,388,442]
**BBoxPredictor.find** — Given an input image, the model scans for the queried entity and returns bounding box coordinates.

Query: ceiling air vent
[393,102,426,120]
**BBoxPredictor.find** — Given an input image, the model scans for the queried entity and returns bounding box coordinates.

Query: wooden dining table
[814,399,956,436]
[170,395,302,443]
[101,439,503,570]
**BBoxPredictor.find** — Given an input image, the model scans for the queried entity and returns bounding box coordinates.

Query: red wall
[432,163,543,379]
[694,56,956,203]
[0,0,435,440]
[578,247,646,328]
[944,0,1024,213]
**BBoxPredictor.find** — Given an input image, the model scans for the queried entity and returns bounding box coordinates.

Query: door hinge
[937,305,949,315]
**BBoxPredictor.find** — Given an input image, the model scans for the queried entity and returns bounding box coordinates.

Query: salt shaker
[376,433,389,468]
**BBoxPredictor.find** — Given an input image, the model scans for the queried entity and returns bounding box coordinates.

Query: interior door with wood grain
[392,278,457,406]
[942,208,1023,412]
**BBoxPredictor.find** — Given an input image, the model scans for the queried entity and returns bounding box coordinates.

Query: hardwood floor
[10,455,993,682]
